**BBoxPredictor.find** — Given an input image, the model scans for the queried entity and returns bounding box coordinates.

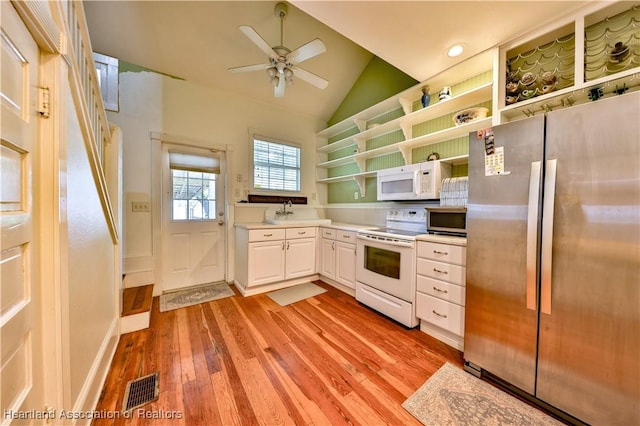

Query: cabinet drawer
[417,275,465,306]
[416,293,465,336]
[417,241,466,266]
[320,228,336,239]
[286,227,316,239]
[248,228,286,242]
[417,258,466,285]
[336,230,357,243]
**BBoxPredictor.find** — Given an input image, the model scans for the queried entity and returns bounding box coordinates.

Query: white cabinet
[284,229,316,279]
[335,239,356,288]
[416,240,467,350]
[319,227,357,290]
[248,239,286,286]
[235,226,316,292]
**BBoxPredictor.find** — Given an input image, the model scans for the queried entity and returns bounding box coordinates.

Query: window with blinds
[169,151,219,221]
[253,136,300,191]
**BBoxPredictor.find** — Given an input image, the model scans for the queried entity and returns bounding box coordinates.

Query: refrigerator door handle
[541,159,558,315]
[526,161,542,311]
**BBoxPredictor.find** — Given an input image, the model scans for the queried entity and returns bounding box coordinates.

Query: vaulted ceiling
[83,1,592,123]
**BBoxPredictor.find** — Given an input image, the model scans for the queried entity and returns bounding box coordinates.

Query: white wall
[108,70,325,288]
[65,91,118,403]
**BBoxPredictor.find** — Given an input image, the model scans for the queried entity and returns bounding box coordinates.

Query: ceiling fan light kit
[228,2,328,97]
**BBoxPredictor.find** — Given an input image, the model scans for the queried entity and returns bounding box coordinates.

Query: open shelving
[497,2,640,122]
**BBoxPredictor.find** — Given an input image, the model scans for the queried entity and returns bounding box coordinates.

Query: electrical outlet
[236,173,243,183]
[354,191,359,200]
[132,201,149,212]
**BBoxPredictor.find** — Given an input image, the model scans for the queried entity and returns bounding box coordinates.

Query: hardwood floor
[93,281,463,425]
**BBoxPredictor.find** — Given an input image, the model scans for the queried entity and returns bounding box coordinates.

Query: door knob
[218,219,224,225]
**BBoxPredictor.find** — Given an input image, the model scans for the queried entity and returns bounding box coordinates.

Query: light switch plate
[132,201,150,212]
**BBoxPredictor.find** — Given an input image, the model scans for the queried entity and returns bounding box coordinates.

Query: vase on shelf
[439,86,452,101]
[421,86,431,108]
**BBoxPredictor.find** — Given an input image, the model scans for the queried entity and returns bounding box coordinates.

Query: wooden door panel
[1,1,40,414]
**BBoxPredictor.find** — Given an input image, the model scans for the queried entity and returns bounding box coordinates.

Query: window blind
[253,137,300,191]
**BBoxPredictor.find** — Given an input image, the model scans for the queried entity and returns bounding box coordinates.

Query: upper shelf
[317,116,491,169]
[317,82,493,154]
[317,50,495,140]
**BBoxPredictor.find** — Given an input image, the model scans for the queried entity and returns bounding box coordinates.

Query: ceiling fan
[228,2,328,97]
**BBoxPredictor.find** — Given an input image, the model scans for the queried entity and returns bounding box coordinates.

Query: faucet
[276,200,294,216]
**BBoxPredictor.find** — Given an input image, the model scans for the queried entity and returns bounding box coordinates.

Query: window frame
[251,134,301,193]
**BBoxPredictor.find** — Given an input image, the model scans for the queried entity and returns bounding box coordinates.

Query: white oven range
[356,209,428,327]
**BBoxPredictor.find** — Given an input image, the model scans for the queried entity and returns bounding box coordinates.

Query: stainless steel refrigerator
[464,91,639,425]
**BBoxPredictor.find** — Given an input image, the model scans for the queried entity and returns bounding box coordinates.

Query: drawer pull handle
[433,250,449,255]
[264,233,273,237]
[433,268,448,275]
[432,310,448,319]
[433,287,448,294]
[298,231,306,235]
[342,235,350,238]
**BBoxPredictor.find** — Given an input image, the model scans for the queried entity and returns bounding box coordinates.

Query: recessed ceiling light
[447,44,464,57]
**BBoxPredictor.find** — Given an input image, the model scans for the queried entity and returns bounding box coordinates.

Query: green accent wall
[326,71,493,204]
[328,56,418,126]
[119,60,184,80]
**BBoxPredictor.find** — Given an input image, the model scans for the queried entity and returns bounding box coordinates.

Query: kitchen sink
[263,206,331,226]
[264,218,331,225]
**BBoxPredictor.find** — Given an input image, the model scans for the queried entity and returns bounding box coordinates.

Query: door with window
[161,146,225,292]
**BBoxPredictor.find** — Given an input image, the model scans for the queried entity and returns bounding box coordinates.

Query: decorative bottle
[421,87,431,108]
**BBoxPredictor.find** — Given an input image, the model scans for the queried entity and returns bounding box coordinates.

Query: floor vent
[122,372,159,412]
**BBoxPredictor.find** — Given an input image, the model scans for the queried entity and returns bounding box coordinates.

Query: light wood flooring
[93,281,463,425]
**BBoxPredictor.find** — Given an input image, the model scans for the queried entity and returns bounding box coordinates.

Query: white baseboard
[419,319,464,351]
[317,276,355,297]
[233,274,320,297]
[122,270,154,288]
[72,317,119,426]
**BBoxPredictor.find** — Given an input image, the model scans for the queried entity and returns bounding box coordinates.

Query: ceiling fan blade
[293,67,329,90]
[287,39,326,64]
[239,25,279,60]
[274,74,286,98]
[228,63,270,73]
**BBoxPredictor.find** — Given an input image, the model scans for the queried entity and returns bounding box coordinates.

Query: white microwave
[377,162,451,201]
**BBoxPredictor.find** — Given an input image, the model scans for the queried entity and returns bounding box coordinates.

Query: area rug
[267,282,327,306]
[159,282,234,312]
[402,362,563,426]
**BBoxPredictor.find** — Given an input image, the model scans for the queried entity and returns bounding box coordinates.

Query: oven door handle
[356,234,414,248]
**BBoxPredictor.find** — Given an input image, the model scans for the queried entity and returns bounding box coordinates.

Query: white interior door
[161,145,226,292]
[1,1,44,417]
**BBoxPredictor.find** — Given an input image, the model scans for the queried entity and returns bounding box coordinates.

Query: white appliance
[376,162,451,201]
[356,209,428,327]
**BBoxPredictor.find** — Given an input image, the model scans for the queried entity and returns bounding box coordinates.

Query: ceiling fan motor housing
[274,2,288,19]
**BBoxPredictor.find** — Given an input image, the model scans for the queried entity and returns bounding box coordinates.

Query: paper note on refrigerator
[485,146,510,176]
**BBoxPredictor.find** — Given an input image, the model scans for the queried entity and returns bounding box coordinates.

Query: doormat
[267,282,327,306]
[402,363,564,426]
[159,282,234,312]
[122,372,159,412]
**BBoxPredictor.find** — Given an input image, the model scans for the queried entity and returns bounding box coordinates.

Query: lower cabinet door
[416,292,465,336]
[335,241,356,289]
[320,238,335,279]
[286,237,316,279]
[248,240,285,286]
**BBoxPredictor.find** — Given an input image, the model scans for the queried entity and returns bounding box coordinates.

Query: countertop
[234,222,376,232]
[235,222,467,246]
[416,233,467,246]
